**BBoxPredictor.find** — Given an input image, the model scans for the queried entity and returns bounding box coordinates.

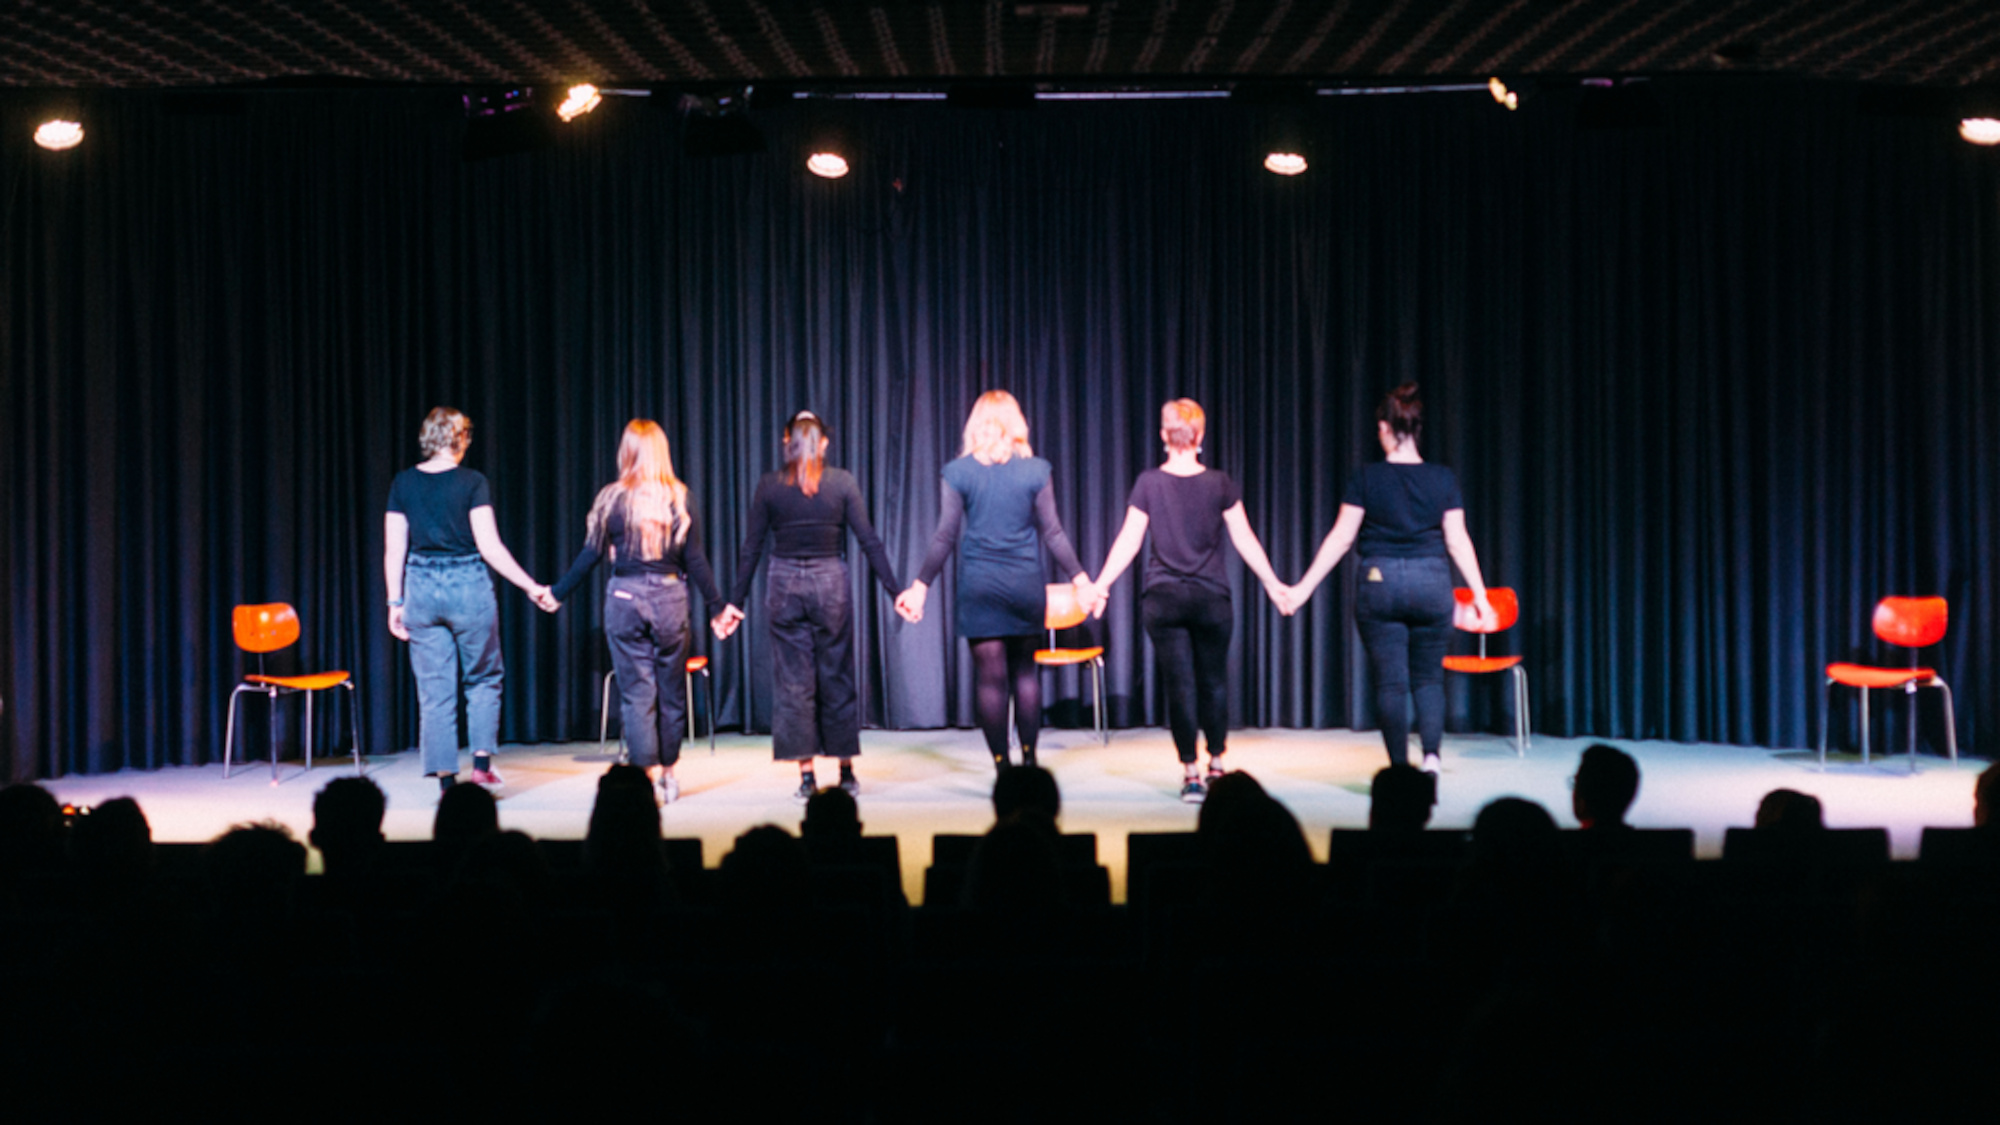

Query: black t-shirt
[1127,468,1243,596]
[729,468,901,606]
[1342,462,1463,558]
[386,466,491,556]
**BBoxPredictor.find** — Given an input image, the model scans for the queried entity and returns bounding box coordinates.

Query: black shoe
[1021,745,1038,769]
[795,770,817,802]
[1179,778,1207,804]
[839,773,860,798]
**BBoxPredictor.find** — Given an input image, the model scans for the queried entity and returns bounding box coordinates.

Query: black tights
[970,635,1040,765]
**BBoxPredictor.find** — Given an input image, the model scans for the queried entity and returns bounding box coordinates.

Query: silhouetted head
[993,765,1061,826]
[1470,797,1562,866]
[434,782,499,849]
[312,776,387,874]
[1197,771,1272,836]
[961,817,1065,912]
[1572,744,1640,829]
[585,764,665,877]
[0,782,62,877]
[205,821,307,913]
[68,796,153,884]
[802,786,862,840]
[1369,765,1437,833]
[1755,788,1825,833]
[721,824,810,911]
[1976,763,2000,829]
[1197,771,1315,899]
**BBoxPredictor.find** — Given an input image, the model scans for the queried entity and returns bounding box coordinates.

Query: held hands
[1264,578,1303,617]
[895,582,927,623]
[530,585,561,613]
[1074,576,1108,619]
[711,604,746,639]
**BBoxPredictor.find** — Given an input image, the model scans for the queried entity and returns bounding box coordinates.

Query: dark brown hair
[1377,382,1423,445]
[781,411,826,497]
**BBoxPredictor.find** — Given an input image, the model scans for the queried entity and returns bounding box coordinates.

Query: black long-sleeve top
[728,468,902,606]
[915,477,1086,586]
[549,490,724,607]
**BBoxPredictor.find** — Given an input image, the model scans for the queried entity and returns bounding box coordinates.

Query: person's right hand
[1266,580,1300,617]
[388,605,409,641]
[895,582,927,623]
[530,585,561,613]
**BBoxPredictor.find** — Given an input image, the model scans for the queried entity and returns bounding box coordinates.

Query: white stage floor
[35,727,1987,903]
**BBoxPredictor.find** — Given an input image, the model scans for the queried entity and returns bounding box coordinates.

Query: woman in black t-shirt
[1090,399,1291,803]
[726,411,902,800]
[547,419,730,806]
[1291,383,1496,774]
[383,407,550,794]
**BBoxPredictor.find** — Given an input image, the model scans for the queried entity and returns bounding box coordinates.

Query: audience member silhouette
[0,781,63,885]
[1754,788,1825,833]
[1369,764,1437,833]
[1196,772,1315,911]
[583,764,675,912]
[434,779,500,867]
[1572,744,1639,830]
[311,776,387,877]
[720,824,812,913]
[961,816,1066,912]
[204,821,307,916]
[67,795,154,892]
[1975,763,2000,830]
[992,764,1062,835]
[801,785,865,865]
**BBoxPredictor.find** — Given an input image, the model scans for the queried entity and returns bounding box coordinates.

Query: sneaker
[1180,778,1207,804]
[660,775,680,805]
[1420,753,1442,776]
[468,768,504,790]
[839,773,860,798]
[794,773,817,802]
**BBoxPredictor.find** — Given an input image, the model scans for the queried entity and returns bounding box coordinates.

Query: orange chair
[223,603,363,781]
[1035,583,1108,744]
[1442,587,1528,757]
[1821,596,1958,772]
[600,656,715,758]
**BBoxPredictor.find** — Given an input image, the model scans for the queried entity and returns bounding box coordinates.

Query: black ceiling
[2,0,1996,92]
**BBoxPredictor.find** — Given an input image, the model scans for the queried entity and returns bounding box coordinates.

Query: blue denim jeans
[766,556,858,762]
[605,573,691,769]
[1354,555,1454,764]
[403,553,502,775]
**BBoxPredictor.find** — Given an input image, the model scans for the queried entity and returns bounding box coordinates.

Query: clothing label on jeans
[612,589,635,600]
[1367,567,1383,582]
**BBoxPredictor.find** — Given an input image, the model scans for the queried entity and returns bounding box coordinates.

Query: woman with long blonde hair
[547,420,733,804]
[898,391,1096,772]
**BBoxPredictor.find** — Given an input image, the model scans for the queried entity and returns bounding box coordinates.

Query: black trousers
[1141,580,1233,765]
[604,574,690,769]
[766,556,859,761]
[1353,555,1454,765]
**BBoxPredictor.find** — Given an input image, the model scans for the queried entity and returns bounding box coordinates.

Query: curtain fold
[3,83,1996,779]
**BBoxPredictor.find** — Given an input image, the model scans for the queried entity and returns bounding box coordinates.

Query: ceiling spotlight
[1488,78,1519,111]
[558,84,602,122]
[807,151,850,178]
[1263,151,1307,176]
[34,119,84,151]
[1962,117,2000,146]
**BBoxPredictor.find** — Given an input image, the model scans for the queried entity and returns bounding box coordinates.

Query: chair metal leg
[685,668,696,744]
[600,671,614,753]
[267,687,281,782]
[346,681,364,775]
[700,668,715,756]
[1511,665,1530,757]
[1935,679,1960,764]
[223,683,254,779]
[304,690,315,776]
[1860,686,1870,765]
[1818,678,1831,769]
[1093,657,1108,745]
[1908,680,1920,774]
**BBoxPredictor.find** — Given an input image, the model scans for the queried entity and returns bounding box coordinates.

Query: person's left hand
[712,604,746,639]
[530,585,561,613]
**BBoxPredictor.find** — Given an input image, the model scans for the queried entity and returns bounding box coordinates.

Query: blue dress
[916,455,1086,638]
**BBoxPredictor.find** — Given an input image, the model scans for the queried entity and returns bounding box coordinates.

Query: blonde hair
[419,407,471,458]
[1161,398,1206,452]
[585,419,690,559]
[960,390,1033,465]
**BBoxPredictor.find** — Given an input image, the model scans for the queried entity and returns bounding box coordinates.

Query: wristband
[388,598,404,608]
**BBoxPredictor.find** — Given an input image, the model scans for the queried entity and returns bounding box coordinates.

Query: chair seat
[1035,646,1104,666]
[1442,655,1522,674]
[1825,663,1933,689]
[686,656,709,673]
[245,671,352,691]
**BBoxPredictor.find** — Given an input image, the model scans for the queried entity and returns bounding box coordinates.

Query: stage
[36,726,1987,902]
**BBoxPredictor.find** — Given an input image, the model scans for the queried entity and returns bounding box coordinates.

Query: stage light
[1263,151,1307,176]
[34,119,83,150]
[678,89,767,157]
[1488,78,1519,111]
[557,84,602,122]
[1962,118,2000,145]
[807,150,850,178]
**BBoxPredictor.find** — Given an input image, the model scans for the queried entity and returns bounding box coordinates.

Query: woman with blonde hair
[1088,398,1293,802]
[726,410,902,800]
[547,420,732,805]
[898,391,1096,772]
[384,407,551,794]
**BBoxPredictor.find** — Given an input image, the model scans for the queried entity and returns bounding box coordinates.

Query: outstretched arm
[1292,503,1366,604]
[384,512,410,640]
[1221,502,1295,615]
[1087,506,1151,617]
[470,506,549,602]
[1441,509,1495,629]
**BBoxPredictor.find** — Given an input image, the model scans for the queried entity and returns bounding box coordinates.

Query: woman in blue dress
[898,391,1097,772]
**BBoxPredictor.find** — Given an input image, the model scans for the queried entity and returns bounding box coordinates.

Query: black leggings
[970,635,1040,762]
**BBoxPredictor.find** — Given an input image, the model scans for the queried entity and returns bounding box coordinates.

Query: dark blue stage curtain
[3,82,1997,779]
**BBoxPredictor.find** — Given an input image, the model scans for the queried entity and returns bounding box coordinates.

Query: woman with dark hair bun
[1290,383,1496,775]
[727,411,903,800]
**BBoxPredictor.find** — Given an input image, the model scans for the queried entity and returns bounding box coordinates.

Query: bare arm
[1088,506,1150,613]
[384,512,410,640]
[1292,503,1366,603]
[469,506,546,597]
[1441,508,1495,627]
[1221,502,1297,614]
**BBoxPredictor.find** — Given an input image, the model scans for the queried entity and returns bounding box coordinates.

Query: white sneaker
[1420,753,1442,775]
[660,775,680,805]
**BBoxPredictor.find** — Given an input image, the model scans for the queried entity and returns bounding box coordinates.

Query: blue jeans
[767,556,858,762]
[605,573,691,769]
[1354,555,1454,765]
[404,554,502,776]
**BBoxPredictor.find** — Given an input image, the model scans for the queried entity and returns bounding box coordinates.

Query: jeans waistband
[769,555,844,571]
[1359,555,1449,570]
[609,572,683,587]
[407,553,484,571]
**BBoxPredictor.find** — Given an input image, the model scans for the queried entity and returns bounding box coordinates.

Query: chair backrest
[233,603,300,654]
[1451,587,1519,633]
[1873,596,1947,649]
[1045,583,1087,631]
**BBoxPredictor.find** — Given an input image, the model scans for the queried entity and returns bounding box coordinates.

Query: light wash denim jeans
[404,553,502,775]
